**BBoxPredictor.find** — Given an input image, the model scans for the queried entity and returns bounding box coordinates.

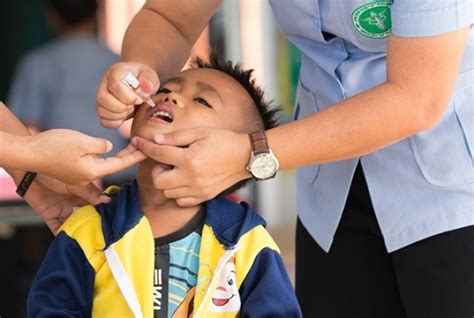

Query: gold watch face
[249,153,278,180]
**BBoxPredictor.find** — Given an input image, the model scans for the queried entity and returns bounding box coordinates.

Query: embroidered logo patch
[352,1,392,38]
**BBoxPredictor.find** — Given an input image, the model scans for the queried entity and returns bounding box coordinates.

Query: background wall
[0,0,54,101]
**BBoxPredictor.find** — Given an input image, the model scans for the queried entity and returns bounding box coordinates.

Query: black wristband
[16,171,37,197]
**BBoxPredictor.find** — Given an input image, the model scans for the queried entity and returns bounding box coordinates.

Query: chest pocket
[324,0,391,53]
[268,0,326,44]
[410,72,474,186]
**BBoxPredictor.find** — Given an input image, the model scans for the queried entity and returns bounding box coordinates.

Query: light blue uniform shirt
[269,0,474,252]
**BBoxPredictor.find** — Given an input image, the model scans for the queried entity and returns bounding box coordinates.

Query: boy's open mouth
[150,109,173,123]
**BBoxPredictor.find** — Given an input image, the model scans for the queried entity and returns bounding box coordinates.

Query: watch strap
[248,131,269,155]
[16,171,37,197]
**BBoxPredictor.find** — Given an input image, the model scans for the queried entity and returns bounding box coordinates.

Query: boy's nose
[164,96,176,103]
[164,95,184,108]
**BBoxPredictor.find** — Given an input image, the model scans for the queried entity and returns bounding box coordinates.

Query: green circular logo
[352,1,392,39]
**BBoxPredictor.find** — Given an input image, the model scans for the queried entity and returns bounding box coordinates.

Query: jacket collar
[204,197,266,249]
[96,180,266,248]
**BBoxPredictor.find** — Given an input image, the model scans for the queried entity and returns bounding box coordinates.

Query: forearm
[0,132,31,177]
[0,101,30,136]
[121,9,192,81]
[0,102,34,181]
[269,28,469,170]
[121,0,221,82]
[268,82,429,169]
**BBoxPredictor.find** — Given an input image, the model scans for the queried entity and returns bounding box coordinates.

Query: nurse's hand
[23,179,88,234]
[36,174,111,206]
[28,129,146,185]
[96,62,159,128]
[25,175,113,233]
[132,127,251,206]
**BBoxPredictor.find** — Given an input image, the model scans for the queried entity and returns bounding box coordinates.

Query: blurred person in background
[96,1,474,317]
[7,0,133,187]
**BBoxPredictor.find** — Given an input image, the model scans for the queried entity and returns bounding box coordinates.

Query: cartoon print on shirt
[209,257,241,312]
[196,263,213,295]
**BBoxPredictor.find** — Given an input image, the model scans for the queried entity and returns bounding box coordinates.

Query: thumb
[84,137,113,155]
[68,183,111,205]
[139,78,156,95]
[154,128,206,147]
[137,68,160,95]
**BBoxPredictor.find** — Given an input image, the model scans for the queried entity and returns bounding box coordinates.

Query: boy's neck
[136,160,202,238]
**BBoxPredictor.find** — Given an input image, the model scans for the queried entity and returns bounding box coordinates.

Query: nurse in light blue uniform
[269,0,474,258]
[96,1,474,317]
[266,1,473,316]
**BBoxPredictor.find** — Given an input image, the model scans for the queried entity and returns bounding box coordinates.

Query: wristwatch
[246,131,279,180]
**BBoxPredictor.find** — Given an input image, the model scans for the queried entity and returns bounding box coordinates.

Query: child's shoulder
[206,197,278,252]
[60,204,102,236]
[61,185,120,227]
[206,196,264,224]
[61,184,125,233]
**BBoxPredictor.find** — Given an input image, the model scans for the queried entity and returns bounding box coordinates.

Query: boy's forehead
[167,68,242,89]
[167,68,226,83]
[174,69,249,98]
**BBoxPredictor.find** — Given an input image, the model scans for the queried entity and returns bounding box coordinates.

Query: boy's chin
[131,129,166,142]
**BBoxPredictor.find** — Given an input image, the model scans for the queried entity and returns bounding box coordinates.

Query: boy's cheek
[130,122,173,141]
[129,115,141,137]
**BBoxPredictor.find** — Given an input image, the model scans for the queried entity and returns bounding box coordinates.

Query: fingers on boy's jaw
[151,166,178,189]
[151,164,166,179]
[117,150,147,165]
[158,128,205,147]
[130,136,144,149]
[176,197,200,207]
[162,187,193,200]
[115,143,140,156]
[132,137,156,154]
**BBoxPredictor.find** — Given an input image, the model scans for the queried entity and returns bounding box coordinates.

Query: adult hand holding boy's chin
[96,61,159,128]
[19,135,146,233]
[27,129,146,185]
[132,127,251,206]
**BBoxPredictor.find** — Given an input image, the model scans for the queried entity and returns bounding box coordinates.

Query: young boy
[27,51,302,318]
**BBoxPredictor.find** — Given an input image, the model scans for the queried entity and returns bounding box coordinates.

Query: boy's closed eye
[157,87,171,94]
[194,97,212,108]
[157,87,213,108]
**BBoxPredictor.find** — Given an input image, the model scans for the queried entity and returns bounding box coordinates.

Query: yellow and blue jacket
[28,180,301,317]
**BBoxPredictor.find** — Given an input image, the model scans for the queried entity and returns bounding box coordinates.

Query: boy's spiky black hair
[192,49,280,132]
[191,49,281,196]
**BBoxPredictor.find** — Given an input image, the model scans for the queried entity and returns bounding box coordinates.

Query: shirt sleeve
[238,247,302,318]
[391,0,474,37]
[27,231,95,318]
